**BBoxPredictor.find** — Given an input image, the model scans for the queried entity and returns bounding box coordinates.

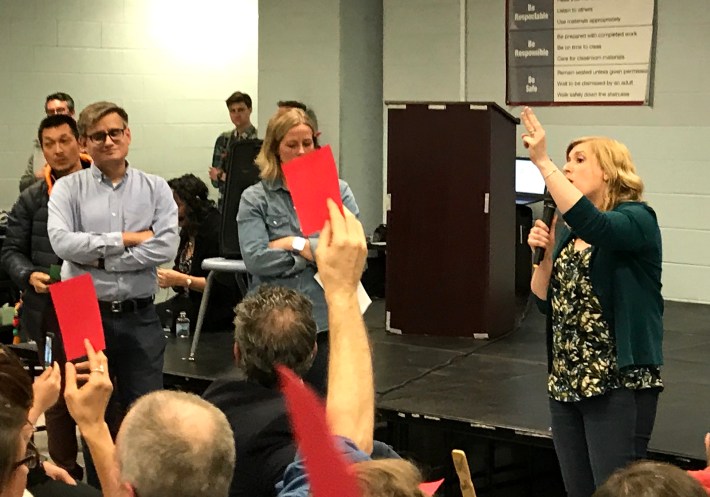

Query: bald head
[117,390,235,497]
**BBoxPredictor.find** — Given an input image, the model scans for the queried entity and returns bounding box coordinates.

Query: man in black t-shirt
[202,285,317,497]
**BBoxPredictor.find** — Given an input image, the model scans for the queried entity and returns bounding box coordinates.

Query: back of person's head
[116,390,235,497]
[37,114,80,144]
[0,401,27,496]
[277,101,319,131]
[45,92,75,113]
[234,285,317,386]
[277,100,308,112]
[167,173,214,235]
[566,136,644,211]
[0,346,33,413]
[0,347,34,496]
[304,107,319,132]
[77,101,129,137]
[353,459,427,497]
[255,108,319,181]
[593,460,707,497]
[226,91,252,109]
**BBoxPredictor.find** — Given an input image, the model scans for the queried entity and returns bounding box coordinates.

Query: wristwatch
[291,236,307,254]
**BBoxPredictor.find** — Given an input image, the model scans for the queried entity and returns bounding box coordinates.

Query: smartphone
[49,264,61,283]
[44,333,54,367]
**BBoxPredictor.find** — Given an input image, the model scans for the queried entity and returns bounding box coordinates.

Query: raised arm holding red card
[276,200,439,497]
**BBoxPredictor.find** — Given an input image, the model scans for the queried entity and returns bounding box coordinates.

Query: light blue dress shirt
[47,163,179,301]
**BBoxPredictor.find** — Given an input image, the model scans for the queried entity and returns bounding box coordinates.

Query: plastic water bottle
[175,311,190,338]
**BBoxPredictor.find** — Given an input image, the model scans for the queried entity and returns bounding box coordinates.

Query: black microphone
[533,191,556,267]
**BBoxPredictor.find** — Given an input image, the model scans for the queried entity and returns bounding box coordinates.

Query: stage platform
[163,297,710,468]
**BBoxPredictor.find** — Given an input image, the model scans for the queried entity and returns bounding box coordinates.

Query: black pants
[43,310,82,480]
[45,391,82,481]
[549,387,661,497]
[85,303,166,488]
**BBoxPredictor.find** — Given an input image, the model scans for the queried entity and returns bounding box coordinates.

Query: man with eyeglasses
[62,200,370,497]
[46,101,178,477]
[20,92,77,192]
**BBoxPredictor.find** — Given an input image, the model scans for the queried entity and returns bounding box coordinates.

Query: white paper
[313,273,372,314]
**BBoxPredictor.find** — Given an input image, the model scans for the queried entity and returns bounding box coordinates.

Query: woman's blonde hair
[592,460,707,497]
[255,108,318,182]
[353,459,427,497]
[566,136,644,211]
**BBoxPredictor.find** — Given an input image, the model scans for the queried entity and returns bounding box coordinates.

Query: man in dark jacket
[1,113,91,480]
[19,92,77,192]
[202,285,318,497]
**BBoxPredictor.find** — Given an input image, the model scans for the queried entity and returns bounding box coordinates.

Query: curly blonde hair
[353,459,427,497]
[566,136,644,212]
[255,108,318,182]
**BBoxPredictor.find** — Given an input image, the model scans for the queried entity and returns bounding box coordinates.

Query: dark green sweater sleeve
[562,196,658,252]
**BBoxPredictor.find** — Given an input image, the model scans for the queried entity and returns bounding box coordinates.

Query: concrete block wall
[0,0,258,208]
[257,0,341,159]
[383,0,462,102]
[258,0,383,234]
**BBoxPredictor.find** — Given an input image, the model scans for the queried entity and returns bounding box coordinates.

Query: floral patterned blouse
[548,239,663,402]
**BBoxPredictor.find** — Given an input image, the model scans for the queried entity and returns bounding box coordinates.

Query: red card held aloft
[48,273,105,361]
[419,478,444,496]
[277,366,361,497]
[281,145,343,236]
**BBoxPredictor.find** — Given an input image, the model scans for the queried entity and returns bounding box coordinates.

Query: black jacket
[0,158,91,345]
[202,376,296,497]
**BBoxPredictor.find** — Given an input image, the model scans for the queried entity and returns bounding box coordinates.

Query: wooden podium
[385,102,519,339]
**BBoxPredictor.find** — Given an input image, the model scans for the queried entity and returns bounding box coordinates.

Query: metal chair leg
[188,270,215,361]
[236,272,248,296]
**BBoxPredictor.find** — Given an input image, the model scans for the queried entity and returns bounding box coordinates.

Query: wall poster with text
[506,0,656,105]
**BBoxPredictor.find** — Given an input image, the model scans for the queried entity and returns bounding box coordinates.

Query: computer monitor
[515,157,545,201]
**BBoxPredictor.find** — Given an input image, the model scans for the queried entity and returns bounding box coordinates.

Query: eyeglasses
[87,128,125,144]
[13,440,40,470]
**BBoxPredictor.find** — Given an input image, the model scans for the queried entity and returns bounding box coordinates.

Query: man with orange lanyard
[1,113,91,481]
[19,92,78,192]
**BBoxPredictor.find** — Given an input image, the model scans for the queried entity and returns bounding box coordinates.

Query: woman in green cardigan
[523,107,663,497]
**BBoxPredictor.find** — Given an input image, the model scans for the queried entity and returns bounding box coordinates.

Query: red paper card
[277,366,361,497]
[48,273,105,361]
[419,478,444,496]
[281,145,343,236]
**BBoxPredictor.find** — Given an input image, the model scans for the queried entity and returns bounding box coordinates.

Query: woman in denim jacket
[237,108,359,395]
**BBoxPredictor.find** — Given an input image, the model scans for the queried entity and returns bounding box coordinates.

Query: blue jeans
[549,387,660,497]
